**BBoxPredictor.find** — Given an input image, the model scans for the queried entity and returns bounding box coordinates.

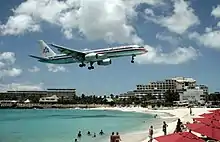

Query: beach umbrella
[209,109,220,113]
[199,113,220,119]
[193,118,220,126]
[155,132,204,142]
[185,123,220,140]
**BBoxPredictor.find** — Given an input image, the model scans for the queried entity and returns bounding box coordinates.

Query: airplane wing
[49,43,85,61]
[29,55,47,60]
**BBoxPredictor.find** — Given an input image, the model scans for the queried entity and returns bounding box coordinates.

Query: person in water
[74,138,78,142]
[77,131,82,138]
[93,133,96,138]
[87,131,91,136]
[99,129,104,135]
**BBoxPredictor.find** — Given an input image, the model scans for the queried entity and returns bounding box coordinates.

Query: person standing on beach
[148,126,153,142]
[174,119,182,133]
[110,132,115,142]
[115,132,121,142]
[162,121,168,135]
[189,107,192,116]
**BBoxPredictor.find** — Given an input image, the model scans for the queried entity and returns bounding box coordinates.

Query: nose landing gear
[131,55,135,63]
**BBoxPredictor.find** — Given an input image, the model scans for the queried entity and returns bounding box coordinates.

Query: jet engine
[85,53,105,61]
[97,58,112,66]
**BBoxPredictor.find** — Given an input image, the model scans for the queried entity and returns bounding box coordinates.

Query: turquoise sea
[0,109,157,142]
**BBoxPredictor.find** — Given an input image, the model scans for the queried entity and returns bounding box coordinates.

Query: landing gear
[131,55,135,63]
[88,66,94,70]
[88,62,94,70]
[79,63,86,67]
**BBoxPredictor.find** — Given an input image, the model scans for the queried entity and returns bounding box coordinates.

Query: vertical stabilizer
[38,40,56,57]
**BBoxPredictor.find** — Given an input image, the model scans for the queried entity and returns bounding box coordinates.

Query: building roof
[172,77,196,82]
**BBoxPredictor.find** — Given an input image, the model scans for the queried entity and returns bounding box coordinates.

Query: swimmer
[99,130,104,135]
[93,133,96,138]
[87,131,91,136]
[77,131,82,138]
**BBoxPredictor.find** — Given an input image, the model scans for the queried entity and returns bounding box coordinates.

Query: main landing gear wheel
[88,66,94,70]
[88,62,94,70]
[131,55,135,63]
[79,63,86,67]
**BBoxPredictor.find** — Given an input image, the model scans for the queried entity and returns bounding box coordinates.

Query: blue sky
[0,0,220,95]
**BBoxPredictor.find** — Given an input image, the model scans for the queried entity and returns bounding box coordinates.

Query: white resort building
[39,95,59,103]
[120,76,208,104]
[179,86,207,104]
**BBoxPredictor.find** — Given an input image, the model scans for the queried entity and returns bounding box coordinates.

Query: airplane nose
[140,46,147,53]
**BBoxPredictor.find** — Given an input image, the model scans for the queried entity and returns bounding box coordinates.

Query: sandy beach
[90,106,220,142]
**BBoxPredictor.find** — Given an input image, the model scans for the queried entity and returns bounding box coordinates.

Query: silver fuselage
[39,45,147,64]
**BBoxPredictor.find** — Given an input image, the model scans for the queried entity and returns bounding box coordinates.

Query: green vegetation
[1,91,220,107]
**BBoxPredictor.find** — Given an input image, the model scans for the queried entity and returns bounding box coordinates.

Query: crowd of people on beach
[148,108,193,142]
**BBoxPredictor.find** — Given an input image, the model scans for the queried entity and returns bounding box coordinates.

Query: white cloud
[0,62,5,68]
[0,0,164,44]
[0,14,40,36]
[47,64,67,72]
[144,8,155,16]
[188,5,220,50]
[28,66,40,72]
[211,5,220,18]
[0,82,44,91]
[145,0,200,34]
[217,22,220,27]
[0,52,16,64]
[156,32,180,45]
[0,52,22,78]
[189,30,220,50]
[1,68,22,77]
[135,45,199,64]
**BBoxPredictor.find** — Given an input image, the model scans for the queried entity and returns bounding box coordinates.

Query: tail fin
[38,40,56,57]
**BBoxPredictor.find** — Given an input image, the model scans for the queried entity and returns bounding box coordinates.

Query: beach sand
[141,107,219,142]
[91,106,220,142]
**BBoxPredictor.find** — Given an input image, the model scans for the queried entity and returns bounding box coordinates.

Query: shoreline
[0,103,110,109]
[90,106,220,142]
[1,104,220,142]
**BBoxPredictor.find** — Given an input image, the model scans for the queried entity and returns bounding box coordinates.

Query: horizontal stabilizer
[29,55,46,60]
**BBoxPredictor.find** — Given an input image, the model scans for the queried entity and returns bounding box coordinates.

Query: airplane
[29,40,148,70]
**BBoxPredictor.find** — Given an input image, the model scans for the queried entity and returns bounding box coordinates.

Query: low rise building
[0,88,76,102]
[39,95,59,103]
[179,86,206,104]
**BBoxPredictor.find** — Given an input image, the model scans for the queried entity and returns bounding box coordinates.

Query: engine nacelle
[97,58,112,66]
[85,53,105,61]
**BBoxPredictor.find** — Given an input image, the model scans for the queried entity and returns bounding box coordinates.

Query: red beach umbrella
[185,123,220,140]
[193,118,220,126]
[209,109,220,113]
[199,113,220,119]
[155,132,204,142]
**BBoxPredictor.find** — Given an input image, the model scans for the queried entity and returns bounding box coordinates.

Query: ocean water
[0,109,156,142]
